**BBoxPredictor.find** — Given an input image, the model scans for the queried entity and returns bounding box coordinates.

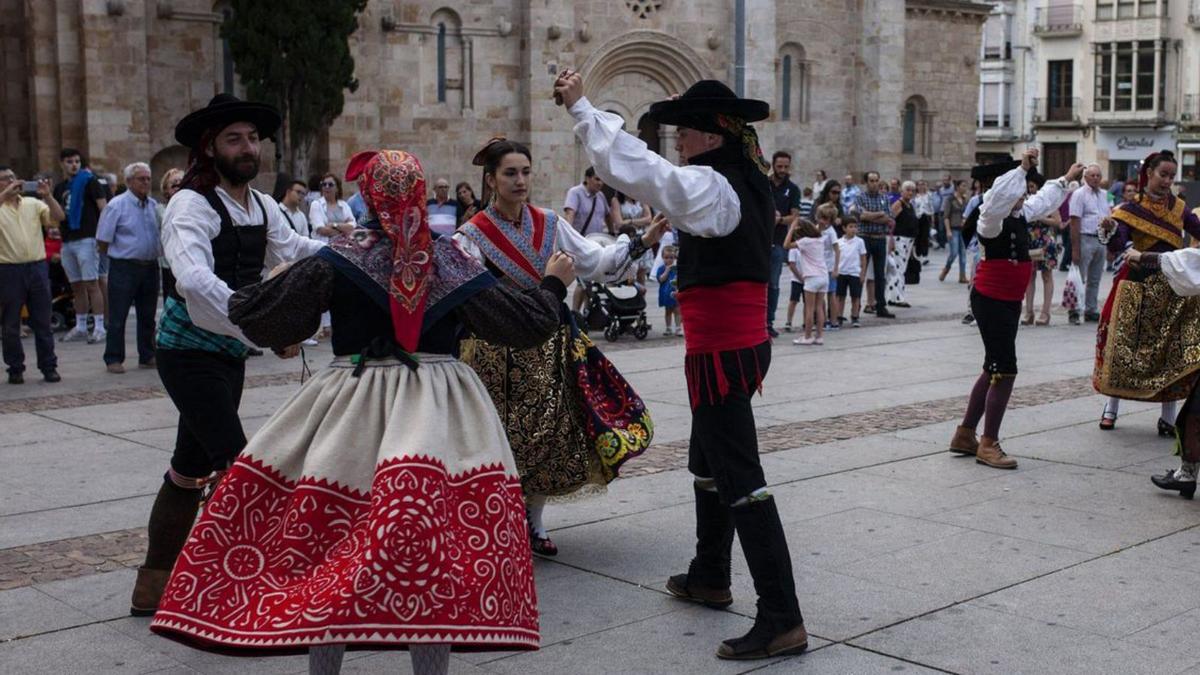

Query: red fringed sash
[677,282,769,408]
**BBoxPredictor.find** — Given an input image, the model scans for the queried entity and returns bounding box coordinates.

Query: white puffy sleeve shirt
[976,167,1068,240]
[162,187,325,342]
[568,97,741,239]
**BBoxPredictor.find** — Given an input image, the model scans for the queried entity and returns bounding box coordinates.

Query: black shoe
[876,310,897,319]
[1084,312,1101,323]
[42,369,61,383]
[718,497,805,660]
[668,483,735,609]
[8,372,23,385]
[1151,468,1196,500]
[246,347,264,357]
[961,313,974,325]
[767,326,779,338]
[1158,418,1177,437]
[1068,311,1081,326]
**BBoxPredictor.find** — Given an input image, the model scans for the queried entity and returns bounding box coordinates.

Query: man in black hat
[555,72,807,660]
[129,94,325,616]
[947,148,1082,469]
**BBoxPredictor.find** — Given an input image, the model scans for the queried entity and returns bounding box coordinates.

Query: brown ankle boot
[130,566,172,616]
[948,425,980,456]
[976,436,1018,469]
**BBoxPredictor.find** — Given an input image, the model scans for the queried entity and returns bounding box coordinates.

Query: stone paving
[3,269,1199,674]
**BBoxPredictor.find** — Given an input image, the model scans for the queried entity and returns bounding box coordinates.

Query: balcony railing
[1032,97,1083,125]
[1033,4,1084,35]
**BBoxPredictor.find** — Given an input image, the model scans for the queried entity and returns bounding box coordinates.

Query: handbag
[904,256,921,285]
[562,307,654,480]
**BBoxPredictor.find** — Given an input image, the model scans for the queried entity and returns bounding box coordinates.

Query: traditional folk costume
[150,151,552,670]
[453,165,652,555]
[130,95,325,616]
[567,81,807,660]
[1095,158,1200,435]
[1121,245,1200,499]
[948,161,1069,469]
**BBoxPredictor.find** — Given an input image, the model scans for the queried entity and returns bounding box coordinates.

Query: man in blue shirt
[96,162,160,373]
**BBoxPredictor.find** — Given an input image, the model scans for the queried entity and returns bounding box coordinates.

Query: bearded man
[129,94,324,616]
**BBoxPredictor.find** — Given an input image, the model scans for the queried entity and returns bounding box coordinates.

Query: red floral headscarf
[344,150,433,352]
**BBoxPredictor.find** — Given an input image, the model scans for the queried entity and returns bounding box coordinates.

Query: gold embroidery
[461,330,601,497]
[1112,209,1183,250]
[1096,272,1200,401]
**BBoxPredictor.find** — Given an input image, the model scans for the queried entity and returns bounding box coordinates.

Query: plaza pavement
[2,265,1200,674]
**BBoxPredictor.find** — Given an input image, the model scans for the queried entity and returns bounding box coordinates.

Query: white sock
[308,645,345,675]
[526,496,548,538]
[411,644,451,675]
[93,315,105,331]
[1105,397,1120,417]
[76,314,88,331]
[1162,400,1177,422]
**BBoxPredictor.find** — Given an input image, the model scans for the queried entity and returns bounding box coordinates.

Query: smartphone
[22,180,39,194]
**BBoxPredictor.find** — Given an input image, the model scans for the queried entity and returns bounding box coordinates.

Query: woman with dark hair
[940,179,970,283]
[1022,178,1062,326]
[815,180,845,233]
[151,149,572,674]
[455,181,480,225]
[1095,150,1200,439]
[612,190,653,231]
[455,137,662,556]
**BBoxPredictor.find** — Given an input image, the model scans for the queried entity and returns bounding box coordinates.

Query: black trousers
[688,341,772,502]
[0,261,57,375]
[971,289,1021,375]
[104,258,159,366]
[863,236,888,312]
[156,348,248,478]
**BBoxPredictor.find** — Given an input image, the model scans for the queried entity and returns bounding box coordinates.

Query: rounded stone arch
[577,31,712,169]
[150,145,189,198]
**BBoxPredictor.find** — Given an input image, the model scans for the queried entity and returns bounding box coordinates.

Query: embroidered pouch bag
[562,307,654,480]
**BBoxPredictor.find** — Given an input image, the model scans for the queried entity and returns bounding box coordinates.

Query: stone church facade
[2,0,989,203]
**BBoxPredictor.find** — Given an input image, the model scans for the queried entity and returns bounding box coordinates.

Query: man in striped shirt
[851,171,897,318]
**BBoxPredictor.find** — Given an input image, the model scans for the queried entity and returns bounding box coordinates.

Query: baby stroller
[586,280,650,342]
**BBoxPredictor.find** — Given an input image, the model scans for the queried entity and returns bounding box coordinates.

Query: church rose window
[625,1,663,19]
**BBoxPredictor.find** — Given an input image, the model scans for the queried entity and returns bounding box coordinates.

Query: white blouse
[976,166,1068,240]
[161,187,324,343]
[308,198,354,243]
[568,97,741,239]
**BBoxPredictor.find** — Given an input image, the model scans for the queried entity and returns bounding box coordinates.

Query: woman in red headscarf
[150,150,577,673]
[1095,150,1200,437]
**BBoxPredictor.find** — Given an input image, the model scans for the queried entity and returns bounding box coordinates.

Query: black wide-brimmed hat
[971,159,1045,189]
[174,94,282,149]
[646,80,770,131]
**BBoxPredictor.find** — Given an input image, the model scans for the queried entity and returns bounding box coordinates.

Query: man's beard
[214,153,259,186]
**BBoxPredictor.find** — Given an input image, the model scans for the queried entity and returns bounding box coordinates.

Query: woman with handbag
[150,150,574,673]
[455,138,659,556]
[1023,179,1062,326]
[886,181,919,307]
[1095,150,1200,434]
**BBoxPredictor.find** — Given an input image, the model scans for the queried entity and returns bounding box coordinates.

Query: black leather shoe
[42,369,61,383]
[767,326,779,338]
[876,310,897,319]
[8,372,24,385]
[1151,468,1196,500]
[1084,312,1101,323]
[1158,418,1176,437]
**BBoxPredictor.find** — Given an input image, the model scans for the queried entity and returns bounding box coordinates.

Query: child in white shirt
[784,245,804,332]
[789,219,829,345]
[834,221,868,328]
[817,204,841,331]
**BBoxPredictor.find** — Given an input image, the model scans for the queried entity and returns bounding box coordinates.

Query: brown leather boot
[976,436,1018,469]
[948,425,980,456]
[717,622,808,660]
[130,566,172,616]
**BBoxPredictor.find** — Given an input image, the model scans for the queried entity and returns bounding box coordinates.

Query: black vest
[964,208,1031,262]
[170,188,269,301]
[675,144,773,291]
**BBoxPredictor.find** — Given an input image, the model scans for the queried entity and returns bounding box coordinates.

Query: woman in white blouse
[308,173,355,244]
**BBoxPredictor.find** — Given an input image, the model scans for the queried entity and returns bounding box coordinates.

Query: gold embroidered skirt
[1096,272,1200,402]
[461,328,603,497]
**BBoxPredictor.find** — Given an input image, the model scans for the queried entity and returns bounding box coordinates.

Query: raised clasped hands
[553,69,585,109]
[1063,162,1086,183]
[1020,147,1040,172]
[641,213,670,248]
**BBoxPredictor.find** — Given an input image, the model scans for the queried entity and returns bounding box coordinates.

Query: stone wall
[902,0,990,179]
[0,0,32,175]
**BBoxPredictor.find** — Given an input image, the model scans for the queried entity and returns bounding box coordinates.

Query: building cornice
[906,0,994,21]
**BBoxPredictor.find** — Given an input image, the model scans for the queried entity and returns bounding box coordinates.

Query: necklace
[493,202,523,223]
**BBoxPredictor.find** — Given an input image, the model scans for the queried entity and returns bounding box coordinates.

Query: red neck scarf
[344,150,433,352]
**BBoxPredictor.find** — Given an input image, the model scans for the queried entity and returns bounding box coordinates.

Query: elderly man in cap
[555,72,807,660]
[129,94,325,616]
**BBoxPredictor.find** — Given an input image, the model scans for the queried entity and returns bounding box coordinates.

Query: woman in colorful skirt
[454,139,660,556]
[1095,150,1200,435]
[150,150,579,674]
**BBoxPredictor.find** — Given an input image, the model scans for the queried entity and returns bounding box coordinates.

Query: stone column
[525,1,578,209]
[741,1,778,155]
[856,0,906,177]
[79,0,151,173]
